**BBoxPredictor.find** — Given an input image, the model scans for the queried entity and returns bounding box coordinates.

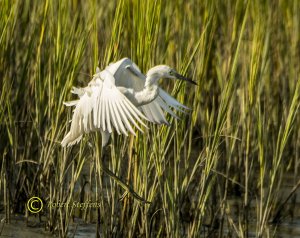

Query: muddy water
[1,166,300,237]
[1,216,300,237]
[1,207,300,237]
[0,215,96,237]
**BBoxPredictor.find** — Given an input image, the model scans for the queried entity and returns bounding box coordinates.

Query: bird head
[146,65,197,85]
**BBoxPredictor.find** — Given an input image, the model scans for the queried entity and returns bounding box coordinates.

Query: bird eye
[169,70,174,75]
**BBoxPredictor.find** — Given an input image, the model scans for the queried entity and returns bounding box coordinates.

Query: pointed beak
[174,72,197,85]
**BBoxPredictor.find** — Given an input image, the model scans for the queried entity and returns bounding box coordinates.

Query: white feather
[111,58,189,124]
[62,57,192,147]
[61,68,148,147]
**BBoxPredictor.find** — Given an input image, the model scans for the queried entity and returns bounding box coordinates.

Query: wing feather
[108,98,121,135]
[62,58,191,147]
[101,96,106,131]
[112,99,128,136]
[110,58,190,125]
[123,97,149,122]
[152,100,169,124]
[115,99,133,135]
[140,104,154,122]
[156,96,179,120]
[119,101,143,132]
[61,69,147,147]
[105,98,112,133]
[159,88,190,111]
[97,89,103,128]
[147,103,162,123]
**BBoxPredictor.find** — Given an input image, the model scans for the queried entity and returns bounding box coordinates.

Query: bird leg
[99,161,151,204]
[99,132,151,204]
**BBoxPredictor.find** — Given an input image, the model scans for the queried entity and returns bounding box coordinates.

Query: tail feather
[71,87,85,96]
[63,100,79,107]
[61,132,82,147]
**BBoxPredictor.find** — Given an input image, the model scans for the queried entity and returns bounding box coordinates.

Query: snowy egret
[61,58,196,203]
[61,57,196,147]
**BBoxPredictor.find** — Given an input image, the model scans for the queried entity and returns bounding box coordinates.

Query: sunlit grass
[0,0,300,237]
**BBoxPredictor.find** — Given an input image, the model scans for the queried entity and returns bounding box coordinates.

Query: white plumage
[61,57,196,147]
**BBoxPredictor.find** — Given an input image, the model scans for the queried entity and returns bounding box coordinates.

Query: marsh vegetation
[0,0,300,237]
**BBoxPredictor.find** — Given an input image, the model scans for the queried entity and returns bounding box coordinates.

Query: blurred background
[0,0,300,237]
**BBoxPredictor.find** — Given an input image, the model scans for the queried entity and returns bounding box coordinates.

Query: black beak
[174,72,197,85]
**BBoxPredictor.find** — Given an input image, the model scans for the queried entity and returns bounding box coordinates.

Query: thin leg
[99,132,151,204]
[96,131,111,238]
[96,206,101,238]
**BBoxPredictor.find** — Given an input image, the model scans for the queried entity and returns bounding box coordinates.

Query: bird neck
[143,74,159,99]
[130,75,159,107]
[144,74,159,88]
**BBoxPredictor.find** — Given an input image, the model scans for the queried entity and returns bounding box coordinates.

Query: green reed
[0,0,299,237]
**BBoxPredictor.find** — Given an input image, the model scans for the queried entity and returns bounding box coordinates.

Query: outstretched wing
[107,58,189,125]
[61,69,148,147]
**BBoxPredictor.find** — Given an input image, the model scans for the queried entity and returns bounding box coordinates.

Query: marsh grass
[0,0,300,237]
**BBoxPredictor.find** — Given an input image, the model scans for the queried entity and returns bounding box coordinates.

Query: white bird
[61,57,196,148]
